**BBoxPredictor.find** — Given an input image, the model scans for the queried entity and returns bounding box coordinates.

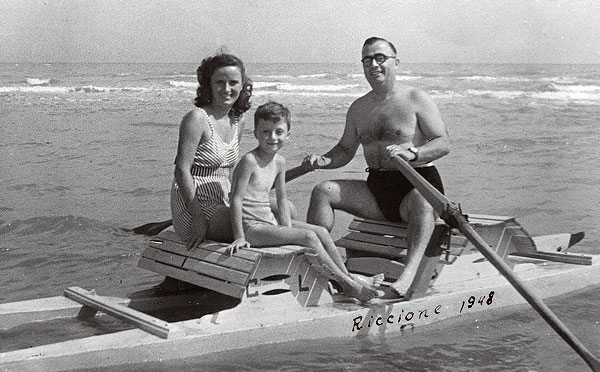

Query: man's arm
[411,89,450,163]
[387,89,450,165]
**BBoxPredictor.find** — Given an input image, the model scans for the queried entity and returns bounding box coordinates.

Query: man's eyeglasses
[361,54,396,67]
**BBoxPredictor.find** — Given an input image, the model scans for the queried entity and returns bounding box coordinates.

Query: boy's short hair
[254,101,291,130]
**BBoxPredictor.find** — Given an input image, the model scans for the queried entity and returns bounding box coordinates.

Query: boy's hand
[227,238,251,256]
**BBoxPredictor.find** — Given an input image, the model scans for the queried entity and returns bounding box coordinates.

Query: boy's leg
[290,220,348,273]
[245,225,380,301]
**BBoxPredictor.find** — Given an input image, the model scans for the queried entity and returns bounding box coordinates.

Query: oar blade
[131,219,173,236]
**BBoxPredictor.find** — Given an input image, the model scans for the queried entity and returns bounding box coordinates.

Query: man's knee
[311,180,338,202]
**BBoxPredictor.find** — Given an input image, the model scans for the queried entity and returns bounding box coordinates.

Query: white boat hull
[1,252,599,372]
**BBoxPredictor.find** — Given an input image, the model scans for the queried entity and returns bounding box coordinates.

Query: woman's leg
[205,206,234,243]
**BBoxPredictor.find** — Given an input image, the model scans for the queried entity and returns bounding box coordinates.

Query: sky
[0,0,599,64]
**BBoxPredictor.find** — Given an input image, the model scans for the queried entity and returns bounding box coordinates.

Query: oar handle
[390,155,600,371]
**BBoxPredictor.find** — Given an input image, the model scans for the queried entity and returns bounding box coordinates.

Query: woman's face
[210,66,243,108]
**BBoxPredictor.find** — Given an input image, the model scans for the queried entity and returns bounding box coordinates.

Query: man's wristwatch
[408,147,419,162]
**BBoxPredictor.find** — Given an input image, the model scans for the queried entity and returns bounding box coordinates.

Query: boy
[228,101,383,302]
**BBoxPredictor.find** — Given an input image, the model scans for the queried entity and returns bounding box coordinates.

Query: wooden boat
[1,211,598,372]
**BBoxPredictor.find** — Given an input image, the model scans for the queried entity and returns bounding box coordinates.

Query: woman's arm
[173,110,209,248]
[275,155,292,227]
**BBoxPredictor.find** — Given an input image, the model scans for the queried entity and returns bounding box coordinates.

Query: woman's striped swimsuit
[170,108,239,241]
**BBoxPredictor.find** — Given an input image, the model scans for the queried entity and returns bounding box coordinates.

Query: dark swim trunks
[366,166,444,222]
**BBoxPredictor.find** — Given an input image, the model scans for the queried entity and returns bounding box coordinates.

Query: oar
[130,164,312,236]
[390,156,600,372]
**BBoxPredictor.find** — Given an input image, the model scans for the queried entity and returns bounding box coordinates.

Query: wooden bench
[138,230,332,307]
[336,213,541,299]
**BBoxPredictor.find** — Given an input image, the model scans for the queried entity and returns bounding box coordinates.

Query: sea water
[1,62,599,371]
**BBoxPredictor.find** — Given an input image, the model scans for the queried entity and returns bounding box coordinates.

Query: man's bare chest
[357,110,417,144]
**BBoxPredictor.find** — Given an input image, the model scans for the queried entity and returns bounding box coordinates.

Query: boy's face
[254,118,289,155]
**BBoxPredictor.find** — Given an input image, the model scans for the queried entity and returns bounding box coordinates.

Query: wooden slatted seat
[138,230,330,307]
[337,219,451,299]
[336,213,540,299]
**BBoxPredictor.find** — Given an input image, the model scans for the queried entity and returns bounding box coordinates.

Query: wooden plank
[158,238,261,262]
[183,258,251,285]
[152,249,187,267]
[509,251,592,266]
[137,258,246,298]
[353,217,446,228]
[337,238,407,259]
[341,231,408,249]
[64,287,177,339]
[346,257,405,280]
[348,220,410,237]
[465,214,515,225]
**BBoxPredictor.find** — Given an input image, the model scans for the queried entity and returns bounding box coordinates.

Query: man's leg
[390,189,437,297]
[307,179,386,231]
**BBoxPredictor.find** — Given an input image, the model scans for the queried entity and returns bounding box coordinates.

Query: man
[302,36,450,298]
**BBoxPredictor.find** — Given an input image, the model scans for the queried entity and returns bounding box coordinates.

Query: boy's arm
[228,155,253,253]
[275,156,292,227]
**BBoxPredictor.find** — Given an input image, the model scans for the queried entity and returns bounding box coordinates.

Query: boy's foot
[351,273,385,289]
[343,281,384,302]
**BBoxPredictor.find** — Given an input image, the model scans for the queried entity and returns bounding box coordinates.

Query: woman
[171,53,252,250]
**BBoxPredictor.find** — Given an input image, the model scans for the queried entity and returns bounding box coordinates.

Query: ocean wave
[396,75,422,81]
[26,78,51,85]
[464,89,526,99]
[250,81,361,94]
[0,85,149,94]
[458,75,531,82]
[547,83,600,93]
[253,90,362,98]
[168,80,197,88]
[276,83,360,92]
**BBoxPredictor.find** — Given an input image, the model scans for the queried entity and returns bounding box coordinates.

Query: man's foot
[351,273,385,289]
[388,280,410,299]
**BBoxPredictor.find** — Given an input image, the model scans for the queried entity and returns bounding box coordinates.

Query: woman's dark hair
[194,54,252,118]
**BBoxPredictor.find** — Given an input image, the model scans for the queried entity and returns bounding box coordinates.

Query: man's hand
[302,154,332,171]
[385,142,415,162]
[227,238,251,256]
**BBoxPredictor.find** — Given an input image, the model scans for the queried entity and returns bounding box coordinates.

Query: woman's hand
[227,238,250,256]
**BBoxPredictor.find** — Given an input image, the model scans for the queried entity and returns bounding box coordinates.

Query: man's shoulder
[401,86,431,103]
[348,92,373,112]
